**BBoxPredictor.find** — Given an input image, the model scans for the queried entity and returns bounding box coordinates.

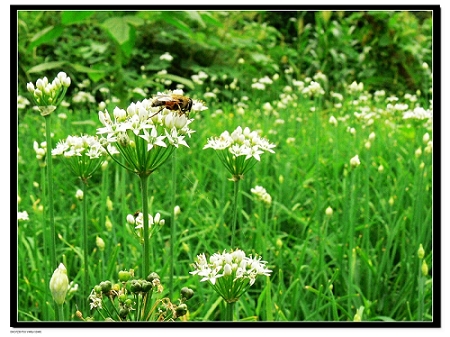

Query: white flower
[160,52,174,62]
[18,211,29,221]
[191,249,272,299]
[350,155,361,167]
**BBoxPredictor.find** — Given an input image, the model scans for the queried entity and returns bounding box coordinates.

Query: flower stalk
[97,92,207,278]
[27,73,71,316]
[52,134,110,312]
[204,126,276,246]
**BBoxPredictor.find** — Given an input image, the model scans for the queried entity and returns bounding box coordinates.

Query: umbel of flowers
[203,126,276,181]
[97,95,196,176]
[52,134,112,182]
[191,248,272,321]
[27,72,71,116]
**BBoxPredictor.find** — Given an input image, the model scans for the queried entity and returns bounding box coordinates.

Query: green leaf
[27,25,65,51]
[70,63,107,82]
[160,12,192,34]
[200,12,224,27]
[61,11,95,25]
[154,73,195,90]
[27,61,67,73]
[102,17,131,45]
[120,24,136,59]
[185,11,205,28]
[122,15,145,27]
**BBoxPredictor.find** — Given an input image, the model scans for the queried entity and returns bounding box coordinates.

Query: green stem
[231,179,240,248]
[225,301,236,321]
[170,153,176,296]
[44,114,58,319]
[418,258,424,320]
[82,180,89,313]
[140,174,150,277]
[56,303,64,321]
[347,168,357,310]
[44,115,56,270]
[40,165,50,319]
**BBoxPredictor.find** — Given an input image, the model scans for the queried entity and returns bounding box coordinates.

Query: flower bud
[126,214,136,225]
[105,216,113,231]
[130,279,142,293]
[175,303,188,317]
[325,206,333,217]
[49,263,69,305]
[118,270,132,282]
[146,272,160,283]
[421,260,429,276]
[415,148,422,158]
[106,196,113,211]
[417,244,425,259]
[350,155,360,167]
[96,236,105,251]
[141,280,153,292]
[119,307,129,319]
[118,293,127,303]
[174,205,181,217]
[75,189,84,200]
[100,280,112,293]
[181,287,194,301]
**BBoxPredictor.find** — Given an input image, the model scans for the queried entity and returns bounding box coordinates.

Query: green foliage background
[16,8,435,323]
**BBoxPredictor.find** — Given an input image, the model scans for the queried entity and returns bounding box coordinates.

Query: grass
[16,76,433,323]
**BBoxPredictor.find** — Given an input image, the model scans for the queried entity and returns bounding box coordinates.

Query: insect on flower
[150,93,193,118]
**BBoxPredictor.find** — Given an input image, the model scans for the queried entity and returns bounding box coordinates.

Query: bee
[151,94,193,118]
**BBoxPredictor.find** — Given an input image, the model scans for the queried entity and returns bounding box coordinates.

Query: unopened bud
[105,216,113,231]
[49,263,69,305]
[106,196,113,211]
[118,270,132,282]
[415,148,422,158]
[100,280,112,293]
[421,260,429,276]
[417,244,425,259]
[350,155,360,168]
[175,303,188,317]
[75,189,84,200]
[325,206,333,217]
[96,236,105,251]
[146,272,160,283]
[181,287,194,301]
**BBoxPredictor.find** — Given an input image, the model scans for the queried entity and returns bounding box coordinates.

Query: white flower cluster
[97,94,205,151]
[301,81,325,97]
[26,72,71,113]
[250,185,272,206]
[402,106,433,120]
[190,249,272,287]
[127,212,165,230]
[203,126,276,162]
[127,212,165,243]
[52,134,109,159]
